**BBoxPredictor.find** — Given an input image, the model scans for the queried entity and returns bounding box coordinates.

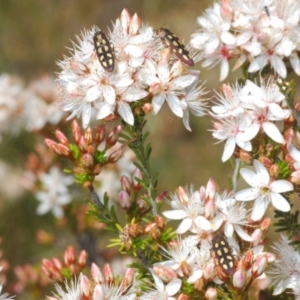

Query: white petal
[96,102,114,119]
[162,210,188,220]
[166,92,183,117]
[117,101,134,125]
[222,137,236,162]
[152,94,165,115]
[194,216,212,231]
[290,54,300,76]
[269,180,293,193]
[219,59,229,82]
[210,214,224,231]
[262,121,284,144]
[220,31,236,45]
[182,109,191,131]
[234,224,253,241]
[235,188,260,201]
[82,105,92,128]
[103,86,116,105]
[224,222,234,237]
[254,160,270,185]
[250,197,268,221]
[125,45,144,57]
[287,143,300,161]
[165,279,182,296]
[270,193,290,212]
[187,270,203,284]
[248,56,267,73]
[239,168,260,187]
[271,56,286,78]
[176,218,193,234]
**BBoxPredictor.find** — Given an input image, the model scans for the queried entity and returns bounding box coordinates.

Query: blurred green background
[0,0,236,298]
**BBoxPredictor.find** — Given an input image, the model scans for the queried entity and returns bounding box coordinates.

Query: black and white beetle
[156,27,194,67]
[93,30,115,72]
[212,234,235,276]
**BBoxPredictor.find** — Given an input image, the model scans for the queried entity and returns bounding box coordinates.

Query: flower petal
[250,197,268,221]
[270,180,294,193]
[270,193,290,212]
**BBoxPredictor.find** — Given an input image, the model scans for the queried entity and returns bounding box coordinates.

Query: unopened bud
[108,149,123,163]
[80,274,90,297]
[121,175,131,194]
[205,287,217,300]
[64,246,76,265]
[269,164,279,178]
[69,60,89,75]
[91,263,103,284]
[252,255,267,277]
[94,125,106,144]
[78,250,87,268]
[142,103,153,114]
[120,8,130,33]
[72,120,82,144]
[259,156,272,169]
[251,229,263,246]
[178,294,189,300]
[128,224,142,238]
[233,270,246,288]
[291,170,300,184]
[106,125,122,146]
[55,130,69,145]
[132,168,143,191]
[130,13,140,35]
[119,190,131,208]
[177,186,189,204]
[156,190,168,203]
[260,218,271,231]
[103,264,114,285]
[239,150,253,164]
[180,261,192,277]
[84,128,93,145]
[82,153,94,167]
[155,215,166,230]
[120,268,135,291]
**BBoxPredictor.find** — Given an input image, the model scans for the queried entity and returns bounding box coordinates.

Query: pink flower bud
[106,125,122,146]
[64,246,76,265]
[82,153,94,167]
[205,178,216,201]
[80,274,90,297]
[120,9,130,33]
[108,149,123,163]
[69,60,89,75]
[205,287,217,300]
[142,103,153,114]
[55,130,69,145]
[78,250,87,268]
[71,120,82,145]
[121,175,131,194]
[94,125,106,144]
[84,128,93,145]
[132,168,143,191]
[291,170,300,184]
[91,263,103,283]
[252,255,267,277]
[233,270,246,288]
[177,186,189,204]
[103,264,114,284]
[119,190,131,208]
[130,13,140,34]
[251,229,263,246]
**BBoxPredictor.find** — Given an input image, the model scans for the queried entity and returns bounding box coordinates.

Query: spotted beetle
[156,27,194,67]
[93,30,115,72]
[212,234,235,276]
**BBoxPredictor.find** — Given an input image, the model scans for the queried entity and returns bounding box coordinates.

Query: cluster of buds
[41,246,87,282]
[13,264,51,294]
[45,120,124,186]
[48,263,135,300]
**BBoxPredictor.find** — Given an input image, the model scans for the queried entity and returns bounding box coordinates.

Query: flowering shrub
[1,1,300,299]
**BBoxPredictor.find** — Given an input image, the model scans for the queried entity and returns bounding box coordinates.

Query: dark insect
[156,27,194,67]
[93,31,115,72]
[212,234,235,276]
[264,6,270,16]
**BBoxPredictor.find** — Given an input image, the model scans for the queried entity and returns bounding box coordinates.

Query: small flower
[162,186,211,234]
[49,276,81,300]
[235,160,293,221]
[268,235,300,296]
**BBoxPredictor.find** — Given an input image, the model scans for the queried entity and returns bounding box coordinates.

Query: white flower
[269,235,300,296]
[180,80,207,131]
[214,193,253,241]
[93,283,136,300]
[48,276,81,300]
[235,160,293,221]
[140,270,181,300]
[212,115,253,162]
[162,187,211,234]
[35,167,73,218]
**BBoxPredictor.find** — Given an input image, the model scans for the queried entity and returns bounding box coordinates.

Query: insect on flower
[212,234,235,277]
[93,30,115,72]
[156,27,194,67]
